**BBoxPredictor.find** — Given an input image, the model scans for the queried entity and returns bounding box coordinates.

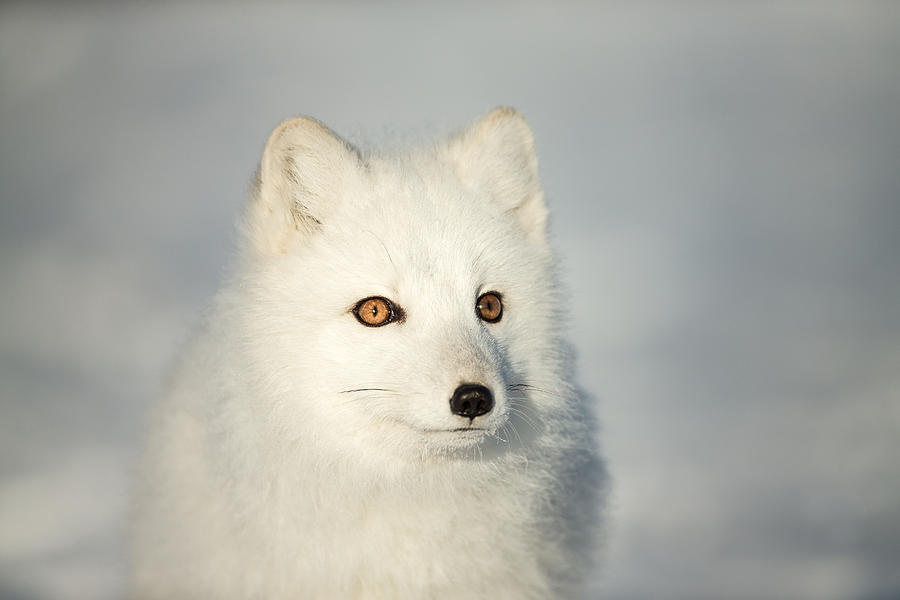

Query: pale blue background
[1,3,899,598]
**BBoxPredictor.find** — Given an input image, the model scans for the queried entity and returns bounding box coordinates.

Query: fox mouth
[424,427,487,434]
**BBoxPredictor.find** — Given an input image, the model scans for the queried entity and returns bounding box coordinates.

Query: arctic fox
[132,108,603,599]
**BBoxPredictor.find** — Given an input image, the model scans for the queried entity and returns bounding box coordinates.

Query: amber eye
[476,292,503,323]
[353,296,401,327]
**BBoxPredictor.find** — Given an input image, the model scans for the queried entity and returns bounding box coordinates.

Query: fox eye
[476,292,503,323]
[353,296,402,327]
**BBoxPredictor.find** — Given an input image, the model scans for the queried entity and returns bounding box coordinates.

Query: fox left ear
[445,107,548,242]
[245,116,360,255]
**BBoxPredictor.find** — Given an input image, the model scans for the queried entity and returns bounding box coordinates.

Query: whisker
[506,398,541,432]
[509,421,530,467]
[340,388,398,394]
[507,407,539,432]
[336,393,400,408]
[495,424,510,444]
[507,382,553,396]
[507,420,524,448]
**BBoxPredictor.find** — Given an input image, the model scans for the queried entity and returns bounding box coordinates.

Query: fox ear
[246,117,359,254]
[446,107,547,242]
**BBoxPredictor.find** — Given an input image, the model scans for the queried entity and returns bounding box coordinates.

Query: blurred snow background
[1,2,899,598]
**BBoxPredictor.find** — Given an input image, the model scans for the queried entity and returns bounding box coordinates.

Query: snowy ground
[1,3,899,598]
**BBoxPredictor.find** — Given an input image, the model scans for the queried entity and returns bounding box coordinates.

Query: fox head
[230,108,569,463]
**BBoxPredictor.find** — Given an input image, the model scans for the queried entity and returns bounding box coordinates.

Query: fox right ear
[245,117,359,255]
[444,107,548,244]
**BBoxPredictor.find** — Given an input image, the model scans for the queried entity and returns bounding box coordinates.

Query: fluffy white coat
[131,108,603,599]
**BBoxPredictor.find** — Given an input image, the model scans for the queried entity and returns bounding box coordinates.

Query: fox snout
[449,383,494,419]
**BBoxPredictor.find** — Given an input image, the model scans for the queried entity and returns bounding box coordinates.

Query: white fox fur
[131,108,603,599]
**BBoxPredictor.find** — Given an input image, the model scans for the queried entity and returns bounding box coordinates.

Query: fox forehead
[346,154,506,228]
[319,161,516,276]
[317,224,501,303]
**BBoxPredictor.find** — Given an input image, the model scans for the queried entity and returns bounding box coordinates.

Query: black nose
[449,384,494,419]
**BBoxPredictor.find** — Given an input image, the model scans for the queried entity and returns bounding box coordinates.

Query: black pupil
[480,295,500,319]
